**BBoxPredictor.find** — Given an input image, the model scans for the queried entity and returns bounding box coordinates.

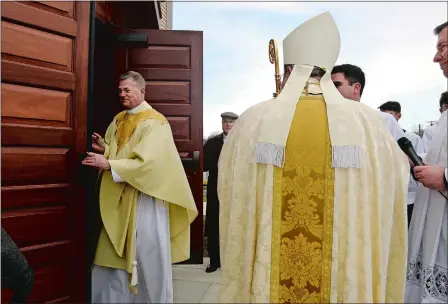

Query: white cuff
[111,168,125,183]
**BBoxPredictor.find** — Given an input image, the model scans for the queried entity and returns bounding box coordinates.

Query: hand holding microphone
[398,137,447,199]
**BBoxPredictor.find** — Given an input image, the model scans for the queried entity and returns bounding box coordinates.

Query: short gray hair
[119,71,146,89]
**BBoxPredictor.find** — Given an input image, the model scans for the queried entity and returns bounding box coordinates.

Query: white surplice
[91,192,173,303]
[91,103,174,303]
[405,110,448,303]
[404,131,425,205]
[378,111,406,141]
[422,123,438,153]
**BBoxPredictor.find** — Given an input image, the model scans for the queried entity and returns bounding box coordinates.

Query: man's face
[440,103,448,113]
[434,27,448,78]
[222,118,235,135]
[331,72,361,102]
[118,78,144,109]
[381,110,402,121]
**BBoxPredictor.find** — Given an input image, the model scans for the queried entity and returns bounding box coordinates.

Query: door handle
[181,151,200,171]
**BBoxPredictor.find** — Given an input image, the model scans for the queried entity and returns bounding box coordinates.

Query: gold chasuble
[218,12,409,304]
[270,96,334,303]
[94,102,198,293]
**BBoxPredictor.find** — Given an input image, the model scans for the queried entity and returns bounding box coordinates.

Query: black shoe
[205,264,220,273]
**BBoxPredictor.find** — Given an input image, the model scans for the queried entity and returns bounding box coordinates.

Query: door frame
[84,1,98,299]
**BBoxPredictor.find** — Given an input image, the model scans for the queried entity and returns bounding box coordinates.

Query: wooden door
[118,29,204,263]
[1,2,91,302]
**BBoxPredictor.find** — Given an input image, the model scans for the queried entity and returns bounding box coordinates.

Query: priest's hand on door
[92,133,105,154]
[82,152,111,171]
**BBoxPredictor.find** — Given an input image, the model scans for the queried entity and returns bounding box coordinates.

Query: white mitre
[256,12,367,168]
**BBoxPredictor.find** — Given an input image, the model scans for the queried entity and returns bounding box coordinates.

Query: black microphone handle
[407,148,424,167]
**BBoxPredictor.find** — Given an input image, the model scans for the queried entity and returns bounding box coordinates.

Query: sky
[173,1,448,137]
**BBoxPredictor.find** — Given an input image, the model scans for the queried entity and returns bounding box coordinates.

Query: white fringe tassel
[332,145,362,168]
[255,142,285,168]
[131,261,138,286]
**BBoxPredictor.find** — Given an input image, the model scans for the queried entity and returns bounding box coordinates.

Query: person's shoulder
[376,111,400,128]
[143,109,168,124]
[405,131,420,140]
[207,133,223,142]
[339,98,384,119]
[343,101,391,126]
[377,110,395,121]
[236,98,275,125]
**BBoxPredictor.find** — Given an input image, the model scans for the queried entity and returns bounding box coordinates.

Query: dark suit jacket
[204,133,224,209]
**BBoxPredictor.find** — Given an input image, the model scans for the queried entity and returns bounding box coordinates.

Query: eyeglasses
[437,44,447,55]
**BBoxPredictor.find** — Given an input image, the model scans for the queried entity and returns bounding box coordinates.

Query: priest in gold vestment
[83,71,198,303]
[218,13,410,303]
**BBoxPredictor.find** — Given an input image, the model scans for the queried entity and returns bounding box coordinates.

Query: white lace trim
[407,255,448,302]
[255,142,285,168]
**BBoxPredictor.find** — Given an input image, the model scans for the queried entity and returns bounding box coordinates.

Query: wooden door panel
[129,46,191,69]
[2,83,72,126]
[145,81,190,104]
[2,207,69,247]
[2,184,71,210]
[35,1,75,18]
[1,21,73,71]
[1,1,90,302]
[21,241,72,266]
[1,2,77,37]
[27,265,71,303]
[1,124,74,147]
[2,147,71,186]
[124,29,204,263]
[1,60,76,91]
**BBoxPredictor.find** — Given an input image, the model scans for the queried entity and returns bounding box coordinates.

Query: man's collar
[127,101,152,114]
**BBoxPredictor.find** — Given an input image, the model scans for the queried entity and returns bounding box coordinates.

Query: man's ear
[397,113,402,120]
[354,83,361,94]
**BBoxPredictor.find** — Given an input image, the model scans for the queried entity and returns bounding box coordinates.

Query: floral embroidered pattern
[279,234,322,288]
[272,96,334,303]
[407,256,448,302]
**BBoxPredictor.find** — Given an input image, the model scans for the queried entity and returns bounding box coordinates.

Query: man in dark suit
[203,112,238,273]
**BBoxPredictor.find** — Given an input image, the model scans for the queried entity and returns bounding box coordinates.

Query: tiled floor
[173,258,221,303]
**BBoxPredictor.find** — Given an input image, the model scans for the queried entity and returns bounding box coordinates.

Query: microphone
[397,137,423,167]
[398,137,447,200]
